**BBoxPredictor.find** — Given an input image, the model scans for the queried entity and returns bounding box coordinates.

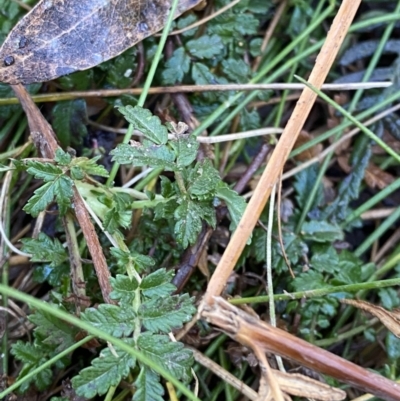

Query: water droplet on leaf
[3,56,14,67]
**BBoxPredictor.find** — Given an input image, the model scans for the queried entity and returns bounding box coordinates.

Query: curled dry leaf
[0,0,201,84]
[341,298,400,338]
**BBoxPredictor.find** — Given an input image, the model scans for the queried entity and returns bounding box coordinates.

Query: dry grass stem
[0,82,392,106]
[202,297,400,401]
[202,0,363,303]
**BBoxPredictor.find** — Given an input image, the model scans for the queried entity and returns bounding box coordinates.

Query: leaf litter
[0,0,202,84]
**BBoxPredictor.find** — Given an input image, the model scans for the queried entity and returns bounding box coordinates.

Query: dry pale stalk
[12,84,113,303]
[201,297,400,401]
[191,345,347,401]
[201,0,362,303]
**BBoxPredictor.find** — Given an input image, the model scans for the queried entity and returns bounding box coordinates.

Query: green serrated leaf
[301,220,344,243]
[133,366,164,401]
[187,34,224,59]
[386,332,400,362]
[71,156,109,178]
[23,175,74,217]
[154,198,179,220]
[111,142,176,170]
[118,106,168,145]
[322,142,371,222]
[188,159,221,199]
[215,184,246,230]
[196,201,217,228]
[310,244,339,274]
[174,198,203,247]
[101,192,133,233]
[140,294,195,333]
[29,307,77,352]
[52,99,88,148]
[11,341,53,392]
[103,207,131,234]
[222,58,251,83]
[170,134,199,168]
[111,247,155,274]
[162,48,190,85]
[208,13,259,41]
[54,148,72,165]
[176,14,198,36]
[21,232,68,267]
[110,274,139,304]
[159,176,175,198]
[70,166,85,180]
[11,340,44,365]
[26,161,63,182]
[72,343,136,398]
[81,304,136,337]
[332,251,362,285]
[138,333,193,382]
[293,164,324,210]
[379,287,400,310]
[292,270,329,292]
[33,263,70,286]
[140,268,176,298]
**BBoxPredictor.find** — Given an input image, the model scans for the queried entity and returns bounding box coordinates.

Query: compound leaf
[162,47,190,84]
[81,304,136,337]
[110,274,139,304]
[140,268,176,298]
[21,232,68,267]
[111,142,176,170]
[174,197,203,247]
[23,175,74,217]
[139,294,195,333]
[119,106,168,145]
[215,184,246,230]
[186,34,224,59]
[138,333,193,382]
[133,366,164,401]
[25,161,63,182]
[72,343,136,398]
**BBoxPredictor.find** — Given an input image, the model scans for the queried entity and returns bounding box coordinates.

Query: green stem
[175,171,187,194]
[229,277,400,305]
[343,178,400,225]
[314,320,377,347]
[295,76,400,162]
[64,212,86,300]
[354,206,400,257]
[290,90,400,159]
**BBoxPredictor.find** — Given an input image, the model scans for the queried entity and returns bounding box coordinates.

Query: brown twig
[11,84,113,303]
[131,42,145,87]
[201,0,363,304]
[202,297,400,401]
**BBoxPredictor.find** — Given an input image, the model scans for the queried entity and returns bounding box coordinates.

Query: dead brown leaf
[364,162,395,189]
[293,130,323,162]
[341,298,400,338]
[0,0,201,84]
